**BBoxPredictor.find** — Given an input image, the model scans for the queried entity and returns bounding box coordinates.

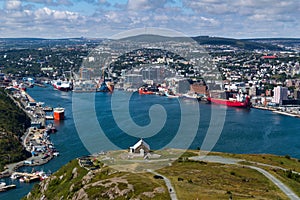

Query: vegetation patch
[0,88,31,171]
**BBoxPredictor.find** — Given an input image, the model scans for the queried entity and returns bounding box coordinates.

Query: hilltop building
[129,139,150,155]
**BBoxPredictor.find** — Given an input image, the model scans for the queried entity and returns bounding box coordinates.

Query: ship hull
[53,108,65,120]
[52,80,71,92]
[138,88,154,95]
[207,97,251,108]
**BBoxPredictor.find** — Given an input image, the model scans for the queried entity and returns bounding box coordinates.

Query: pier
[253,105,300,118]
[12,172,40,183]
[0,184,16,192]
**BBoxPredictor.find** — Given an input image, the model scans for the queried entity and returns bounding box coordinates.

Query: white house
[129,139,150,155]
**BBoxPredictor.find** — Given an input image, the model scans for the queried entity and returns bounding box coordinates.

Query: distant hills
[1,35,299,51]
[118,34,294,51]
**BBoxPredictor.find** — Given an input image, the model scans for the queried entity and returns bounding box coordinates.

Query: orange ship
[53,107,65,120]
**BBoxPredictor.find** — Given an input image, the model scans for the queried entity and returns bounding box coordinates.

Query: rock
[72,188,89,200]
[72,167,78,179]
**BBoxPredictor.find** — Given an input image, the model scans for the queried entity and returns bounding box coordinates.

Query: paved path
[147,170,177,200]
[248,166,300,200]
[190,156,300,200]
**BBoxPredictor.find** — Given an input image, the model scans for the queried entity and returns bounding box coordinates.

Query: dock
[43,106,53,112]
[253,105,300,118]
[12,172,40,183]
[45,115,54,120]
[22,91,35,102]
[0,184,16,192]
[273,110,298,117]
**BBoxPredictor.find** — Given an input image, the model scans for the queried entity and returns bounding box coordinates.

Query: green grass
[24,150,300,200]
[0,88,31,170]
[259,167,300,197]
[25,159,169,200]
[25,159,88,200]
[210,152,300,172]
[157,159,289,200]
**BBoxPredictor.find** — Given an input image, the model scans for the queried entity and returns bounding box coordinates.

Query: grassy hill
[0,88,31,171]
[24,150,300,200]
[118,34,285,51]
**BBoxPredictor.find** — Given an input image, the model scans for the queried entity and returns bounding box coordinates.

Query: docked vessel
[138,85,158,95]
[52,80,71,91]
[207,92,251,108]
[182,92,202,101]
[97,81,114,92]
[164,89,179,98]
[53,107,65,120]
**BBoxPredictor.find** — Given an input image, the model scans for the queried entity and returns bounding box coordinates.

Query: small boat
[164,89,179,98]
[46,123,57,133]
[182,92,202,101]
[138,87,154,95]
[53,152,60,156]
[10,173,20,180]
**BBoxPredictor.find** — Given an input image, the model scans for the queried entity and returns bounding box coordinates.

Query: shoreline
[0,89,57,179]
[252,105,300,118]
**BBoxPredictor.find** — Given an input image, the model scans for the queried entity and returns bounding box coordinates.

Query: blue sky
[0,0,299,39]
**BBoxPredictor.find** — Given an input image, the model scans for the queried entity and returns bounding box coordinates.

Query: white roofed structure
[129,138,150,155]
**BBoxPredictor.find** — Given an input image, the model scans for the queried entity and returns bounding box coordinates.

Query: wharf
[43,106,53,112]
[45,115,54,120]
[253,105,300,118]
[12,172,40,183]
[22,90,35,103]
[0,184,16,192]
[0,126,56,179]
[0,88,58,181]
[34,83,46,88]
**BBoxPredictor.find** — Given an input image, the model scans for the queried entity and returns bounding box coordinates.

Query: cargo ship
[207,92,251,109]
[97,79,114,93]
[52,80,71,91]
[53,107,65,120]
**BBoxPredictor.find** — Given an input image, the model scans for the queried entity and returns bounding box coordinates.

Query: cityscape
[1,0,300,199]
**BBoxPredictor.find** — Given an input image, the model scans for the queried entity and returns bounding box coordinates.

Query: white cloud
[5,0,22,10]
[0,0,299,38]
[24,0,73,6]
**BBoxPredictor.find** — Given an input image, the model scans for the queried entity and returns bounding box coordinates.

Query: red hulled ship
[207,92,251,109]
[53,107,65,120]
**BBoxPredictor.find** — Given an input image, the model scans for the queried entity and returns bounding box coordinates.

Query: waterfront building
[248,86,257,97]
[165,77,190,94]
[124,74,143,88]
[80,67,94,80]
[273,86,288,105]
[190,82,207,95]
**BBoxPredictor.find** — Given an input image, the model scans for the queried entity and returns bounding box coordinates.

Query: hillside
[24,150,300,200]
[118,34,286,51]
[0,88,31,171]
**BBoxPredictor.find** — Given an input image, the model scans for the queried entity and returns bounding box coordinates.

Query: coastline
[0,89,57,179]
[252,105,300,118]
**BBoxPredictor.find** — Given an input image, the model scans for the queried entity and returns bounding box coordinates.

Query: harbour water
[1,85,300,199]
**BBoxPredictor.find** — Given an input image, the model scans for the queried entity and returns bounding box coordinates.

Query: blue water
[1,86,300,199]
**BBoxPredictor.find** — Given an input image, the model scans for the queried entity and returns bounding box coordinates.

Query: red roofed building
[262,55,277,59]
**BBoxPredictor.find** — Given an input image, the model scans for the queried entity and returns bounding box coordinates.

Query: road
[190,155,300,200]
[147,170,178,200]
[248,166,300,200]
